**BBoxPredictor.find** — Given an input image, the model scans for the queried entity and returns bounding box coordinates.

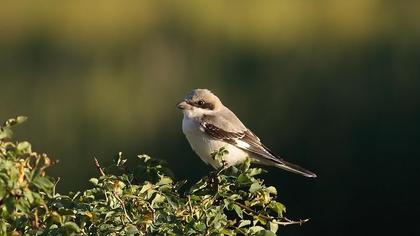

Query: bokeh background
[1,1,419,235]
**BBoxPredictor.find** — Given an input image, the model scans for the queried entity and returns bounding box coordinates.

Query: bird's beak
[177,100,189,110]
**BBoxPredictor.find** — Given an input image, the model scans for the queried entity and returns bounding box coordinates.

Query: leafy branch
[0,116,310,235]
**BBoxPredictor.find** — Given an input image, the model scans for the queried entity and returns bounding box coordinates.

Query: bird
[177,89,317,178]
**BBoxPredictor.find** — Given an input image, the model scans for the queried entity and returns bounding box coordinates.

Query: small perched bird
[177,89,317,178]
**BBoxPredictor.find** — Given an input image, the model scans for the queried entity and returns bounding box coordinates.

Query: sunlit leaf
[269,222,278,233]
[249,182,262,193]
[62,222,80,233]
[16,141,31,154]
[125,225,139,235]
[233,204,243,219]
[89,178,99,186]
[238,219,251,228]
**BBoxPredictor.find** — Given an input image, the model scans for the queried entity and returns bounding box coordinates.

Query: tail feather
[274,160,317,178]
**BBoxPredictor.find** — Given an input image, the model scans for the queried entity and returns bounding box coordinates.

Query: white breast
[182,116,248,169]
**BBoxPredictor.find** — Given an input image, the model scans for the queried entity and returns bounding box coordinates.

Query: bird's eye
[197,100,205,106]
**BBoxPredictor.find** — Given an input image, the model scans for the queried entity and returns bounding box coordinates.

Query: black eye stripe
[187,100,214,110]
[199,102,214,110]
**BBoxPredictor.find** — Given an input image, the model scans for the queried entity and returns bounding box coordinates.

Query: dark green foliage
[0,117,307,235]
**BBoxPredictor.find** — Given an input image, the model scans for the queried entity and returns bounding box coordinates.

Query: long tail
[274,160,317,178]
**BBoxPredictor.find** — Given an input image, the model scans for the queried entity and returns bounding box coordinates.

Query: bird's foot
[216,160,228,175]
[208,161,228,188]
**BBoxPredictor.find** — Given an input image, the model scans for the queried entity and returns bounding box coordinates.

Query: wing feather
[200,121,282,164]
[200,115,317,178]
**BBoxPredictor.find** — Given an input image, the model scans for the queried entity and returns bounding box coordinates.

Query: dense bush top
[0,117,307,235]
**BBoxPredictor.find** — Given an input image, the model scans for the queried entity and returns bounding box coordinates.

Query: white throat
[182,107,215,119]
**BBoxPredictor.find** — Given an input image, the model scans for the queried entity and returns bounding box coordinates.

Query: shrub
[0,117,308,235]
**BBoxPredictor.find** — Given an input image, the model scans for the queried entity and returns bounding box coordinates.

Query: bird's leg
[207,161,228,190]
[216,160,228,176]
[211,147,229,175]
[208,147,229,187]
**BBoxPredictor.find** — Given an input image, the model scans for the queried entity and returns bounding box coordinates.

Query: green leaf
[23,189,34,204]
[4,197,16,213]
[105,211,115,220]
[0,127,12,139]
[254,230,276,236]
[151,193,165,206]
[237,173,252,186]
[140,182,153,194]
[249,182,262,193]
[0,221,6,235]
[16,141,32,154]
[269,222,278,233]
[157,176,173,186]
[137,154,151,162]
[16,116,28,124]
[224,199,233,210]
[194,221,206,232]
[269,201,286,217]
[32,176,54,195]
[238,220,251,228]
[89,178,99,186]
[248,167,264,177]
[125,225,139,235]
[233,204,243,219]
[50,211,62,224]
[0,180,6,199]
[265,186,277,195]
[248,226,265,234]
[62,222,80,233]
[32,192,44,205]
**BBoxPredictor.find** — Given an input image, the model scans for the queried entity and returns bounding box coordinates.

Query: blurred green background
[1,1,419,235]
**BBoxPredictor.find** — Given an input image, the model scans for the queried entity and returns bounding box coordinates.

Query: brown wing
[200,120,317,178]
[200,121,284,164]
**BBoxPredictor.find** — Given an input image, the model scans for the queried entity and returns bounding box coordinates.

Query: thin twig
[52,177,60,197]
[234,202,273,221]
[93,157,105,176]
[274,217,310,226]
[32,208,39,229]
[114,193,133,223]
[234,202,309,226]
[187,196,194,218]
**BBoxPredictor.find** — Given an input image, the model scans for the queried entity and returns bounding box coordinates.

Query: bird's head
[177,89,222,117]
